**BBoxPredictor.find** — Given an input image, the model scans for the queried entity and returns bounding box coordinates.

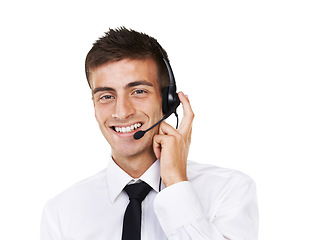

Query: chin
[110,136,153,159]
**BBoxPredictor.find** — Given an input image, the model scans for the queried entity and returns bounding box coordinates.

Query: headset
[133,43,180,140]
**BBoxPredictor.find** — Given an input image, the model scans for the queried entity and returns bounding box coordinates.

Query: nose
[112,95,135,120]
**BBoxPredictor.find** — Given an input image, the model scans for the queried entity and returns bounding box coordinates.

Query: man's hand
[153,91,194,187]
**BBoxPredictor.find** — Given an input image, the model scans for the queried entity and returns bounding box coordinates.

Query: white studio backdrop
[0,0,322,239]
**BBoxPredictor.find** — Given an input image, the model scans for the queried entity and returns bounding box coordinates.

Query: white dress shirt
[41,158,258,240]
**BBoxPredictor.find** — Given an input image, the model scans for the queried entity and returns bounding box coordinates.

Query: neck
[112,149,156,179]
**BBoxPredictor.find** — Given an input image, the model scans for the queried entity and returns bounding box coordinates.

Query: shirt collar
[106,156,161,203]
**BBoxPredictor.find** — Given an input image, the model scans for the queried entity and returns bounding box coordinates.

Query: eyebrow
[92,80,154,95]
[93,87,115,95]
[127,80,154,88]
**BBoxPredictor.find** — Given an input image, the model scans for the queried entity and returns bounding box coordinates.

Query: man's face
[91,58,163,161]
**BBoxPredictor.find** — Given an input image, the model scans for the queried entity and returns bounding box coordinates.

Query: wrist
[163,175,188,188]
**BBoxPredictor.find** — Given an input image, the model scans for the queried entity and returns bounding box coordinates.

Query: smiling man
[41,27,258,240]
[91,58,164,178]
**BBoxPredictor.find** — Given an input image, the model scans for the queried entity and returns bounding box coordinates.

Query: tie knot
[124,181,152,202]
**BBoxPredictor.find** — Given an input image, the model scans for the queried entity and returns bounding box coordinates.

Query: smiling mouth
[112,122,142,133]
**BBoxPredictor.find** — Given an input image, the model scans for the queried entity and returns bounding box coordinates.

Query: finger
[152,135,161,159]
[158,121,181,138]
[177,91,195,135]
[153,133,177,159]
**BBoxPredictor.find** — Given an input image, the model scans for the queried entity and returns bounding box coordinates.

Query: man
[41,27,258,240]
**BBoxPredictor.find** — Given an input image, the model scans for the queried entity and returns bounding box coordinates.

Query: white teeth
[114,123,142,133]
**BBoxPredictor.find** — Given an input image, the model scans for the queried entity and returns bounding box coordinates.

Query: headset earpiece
[162,87,169,114]
[162,86,180,114]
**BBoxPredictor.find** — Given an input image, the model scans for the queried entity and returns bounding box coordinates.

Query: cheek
[150,95,163,117]
[150,107,163,123]
[136,98,162,118]
[94,105,110,124]
[142,99,162,117]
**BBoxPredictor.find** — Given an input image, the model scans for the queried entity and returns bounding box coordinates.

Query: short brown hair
[85,27,170,94]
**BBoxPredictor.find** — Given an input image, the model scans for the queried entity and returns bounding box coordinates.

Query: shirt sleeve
[40,201,64,240]
[153,177,258,240]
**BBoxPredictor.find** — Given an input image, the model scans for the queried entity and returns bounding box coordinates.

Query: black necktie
[122,181,152,240]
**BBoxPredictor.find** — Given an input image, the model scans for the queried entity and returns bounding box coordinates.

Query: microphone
[133,100,180,140]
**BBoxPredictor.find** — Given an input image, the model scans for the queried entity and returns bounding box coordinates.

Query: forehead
[90,58,159,89]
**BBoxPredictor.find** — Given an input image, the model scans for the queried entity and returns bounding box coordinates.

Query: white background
[0,0,322,239]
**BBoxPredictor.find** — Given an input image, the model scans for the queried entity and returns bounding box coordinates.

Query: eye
[101,95,113,99]
[99,94,115,102]
[133,89,147,95]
